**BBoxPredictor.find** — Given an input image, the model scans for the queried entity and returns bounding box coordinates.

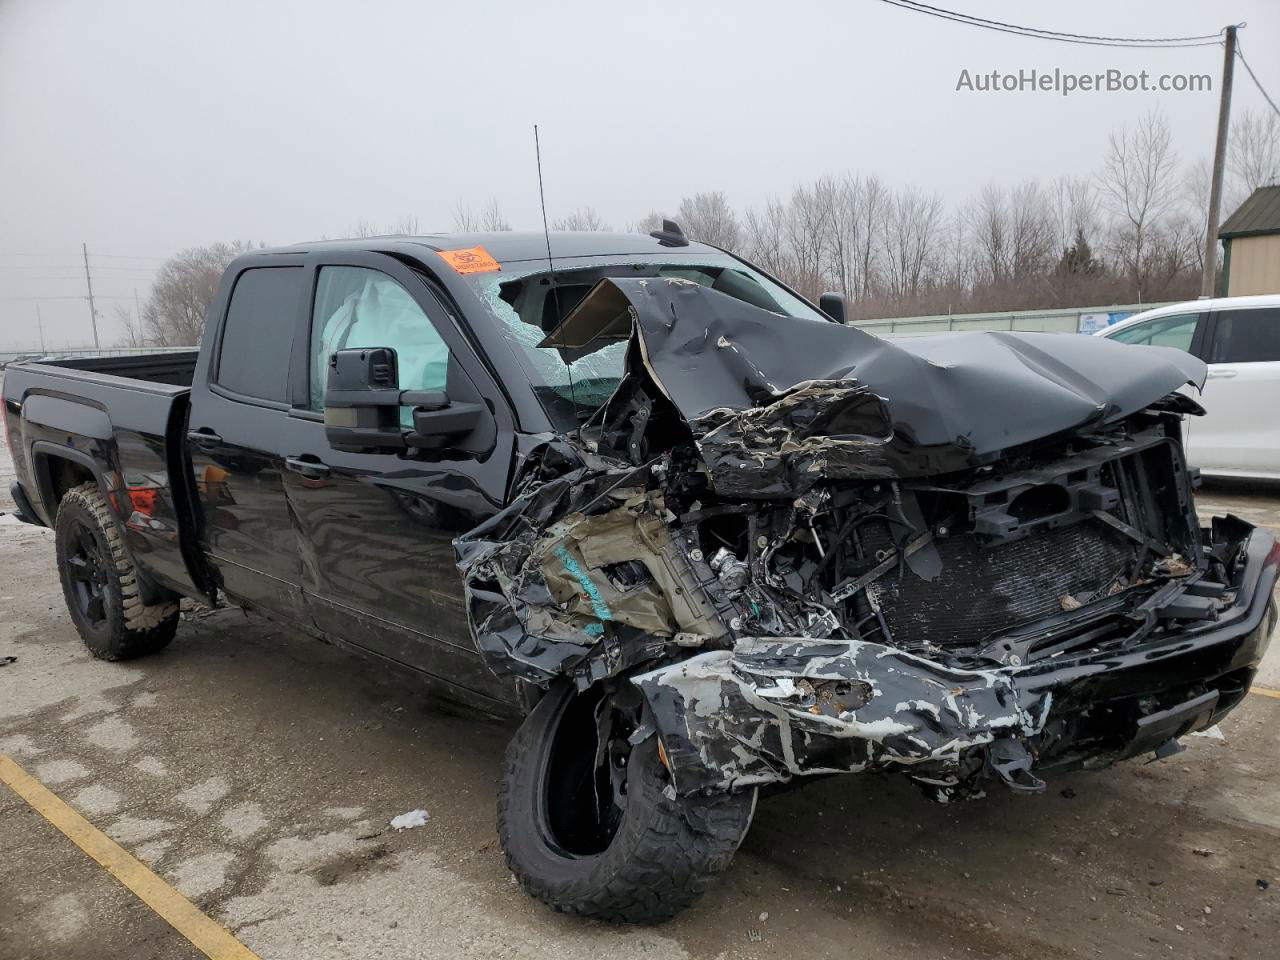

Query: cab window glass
[309,267,450,422]
[1108,313,1198,352]
[217,267,304,402]
[1209,308,1280,363]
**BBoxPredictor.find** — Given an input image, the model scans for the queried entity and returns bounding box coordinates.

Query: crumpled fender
[632,637,1052,796]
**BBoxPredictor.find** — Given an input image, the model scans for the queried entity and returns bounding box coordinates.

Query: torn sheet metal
[632,638,1051,797]
[456,277,1235,801]
[456,471,729,688]
[550,277,1206,487]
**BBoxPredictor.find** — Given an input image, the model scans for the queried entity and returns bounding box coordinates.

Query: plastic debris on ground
[1189,724,1226,741]
[389,809,430,831]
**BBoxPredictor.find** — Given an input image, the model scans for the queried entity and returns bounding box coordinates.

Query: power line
[0,294,138,302]
[1235,40,1280,120]
[88,253,168,261]
[0,252,167,260]
[0,279,153,285]
[877,1,1226,49]
[0,270,156,278]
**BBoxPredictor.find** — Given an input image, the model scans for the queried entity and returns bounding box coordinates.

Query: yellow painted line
[1251,685,1280,700]
[0,755,260,960]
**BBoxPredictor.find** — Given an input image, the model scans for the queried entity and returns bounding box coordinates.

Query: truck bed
[31,350,199,387]
[2,350,206,605]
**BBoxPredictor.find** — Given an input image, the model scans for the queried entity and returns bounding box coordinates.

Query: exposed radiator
[865,518,1136,650]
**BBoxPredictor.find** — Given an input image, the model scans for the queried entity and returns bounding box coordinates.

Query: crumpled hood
[546,277,1207,474]
[883,328,1206,450]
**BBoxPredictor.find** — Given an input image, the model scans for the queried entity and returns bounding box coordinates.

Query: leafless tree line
[633,110,1278,320]
[122,109,1278,346]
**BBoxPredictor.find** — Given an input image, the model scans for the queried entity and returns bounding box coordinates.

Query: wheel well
[39,453,97,516]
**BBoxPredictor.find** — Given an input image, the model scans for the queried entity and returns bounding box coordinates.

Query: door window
[216,267,304,402]
[1208,308,1280,363]
[1108,313,1199,352]
[309,267,451,421]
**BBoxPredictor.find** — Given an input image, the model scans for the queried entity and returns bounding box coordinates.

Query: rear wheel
[498,679,756,923]
[55,482,178,661]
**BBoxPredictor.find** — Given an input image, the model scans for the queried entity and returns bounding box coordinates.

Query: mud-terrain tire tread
[498,684,755,923]
[55,482,178,660]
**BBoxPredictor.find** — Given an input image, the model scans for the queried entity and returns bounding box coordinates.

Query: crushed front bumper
[635,525,1279,800]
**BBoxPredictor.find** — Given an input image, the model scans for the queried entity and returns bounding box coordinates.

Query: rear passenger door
[1195,307,1280,478]
[278,253,518,708]
[188,262,308,621]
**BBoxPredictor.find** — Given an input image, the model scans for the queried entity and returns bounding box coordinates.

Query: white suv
[1097,294,1280,481]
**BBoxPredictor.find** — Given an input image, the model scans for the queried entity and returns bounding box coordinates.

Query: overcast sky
[2,0,1277,349]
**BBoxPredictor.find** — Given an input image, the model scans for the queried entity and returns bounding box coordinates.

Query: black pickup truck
[4,229,1277,923]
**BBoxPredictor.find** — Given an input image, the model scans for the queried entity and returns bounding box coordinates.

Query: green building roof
[1219,185,1280,239]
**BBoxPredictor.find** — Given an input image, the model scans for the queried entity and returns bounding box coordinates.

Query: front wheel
[498,679,756,923]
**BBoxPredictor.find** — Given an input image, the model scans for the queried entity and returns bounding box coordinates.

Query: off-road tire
[498,681,756,923]
[55,482,179,660]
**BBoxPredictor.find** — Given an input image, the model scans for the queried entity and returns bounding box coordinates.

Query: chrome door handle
[1205,369,1238,379]
[285,457,331,480]
[186,429,222,448]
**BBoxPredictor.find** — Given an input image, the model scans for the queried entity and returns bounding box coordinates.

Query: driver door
[279,254,519,708]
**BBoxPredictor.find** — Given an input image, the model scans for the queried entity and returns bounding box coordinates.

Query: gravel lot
[2,402,1278,960]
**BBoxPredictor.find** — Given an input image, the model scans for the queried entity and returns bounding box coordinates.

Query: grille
[870,520,1135,649]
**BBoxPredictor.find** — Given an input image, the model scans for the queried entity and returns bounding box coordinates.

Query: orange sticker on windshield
[438,246,501,274]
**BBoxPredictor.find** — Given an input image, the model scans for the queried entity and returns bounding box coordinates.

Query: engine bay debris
[456,276,1259,800]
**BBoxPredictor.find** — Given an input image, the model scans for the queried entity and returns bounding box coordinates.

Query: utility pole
[82,242,100,349]
[36,304,47,353]
[1201,25,1237,298]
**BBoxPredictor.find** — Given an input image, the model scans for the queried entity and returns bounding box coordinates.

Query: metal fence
[0,345,183,365]
[851,302,1175,338]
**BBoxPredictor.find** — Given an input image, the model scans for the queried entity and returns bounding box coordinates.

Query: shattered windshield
[464,255,827,430]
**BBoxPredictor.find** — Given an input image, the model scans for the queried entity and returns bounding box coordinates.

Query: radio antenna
[534,124,555,274]
[533,124,579,423]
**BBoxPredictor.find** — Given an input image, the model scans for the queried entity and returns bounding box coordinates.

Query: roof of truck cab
[271,231,725,263]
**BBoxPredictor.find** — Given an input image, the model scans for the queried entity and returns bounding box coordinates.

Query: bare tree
[1228,109,1280,205]
[881,187,943,300]
[387,214,420,234]
[480,197,511,232]
[1007,180,1054,281]
[819,176,863,301]
[969,183,1011,285]
[935,208,972,298]
[552,206,609,231]
[628,210,670,234]
[853,176,889,303]
[1048,175,1101,257]
[740,199,792,280]
[783,184,832,299]
[114,304,146,347]
[348,215,420,238]
[1178,157,1213,276]
[142,242,253,346]
[1098,112,1180,291]
[676,191,740,249]
[452,202,481,232]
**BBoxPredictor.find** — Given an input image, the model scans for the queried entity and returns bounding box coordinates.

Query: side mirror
[323,347,488,452]
[403,389,486,449]
[819,292,847,324]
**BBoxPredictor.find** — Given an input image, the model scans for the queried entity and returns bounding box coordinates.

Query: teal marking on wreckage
[554,545,612,636]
